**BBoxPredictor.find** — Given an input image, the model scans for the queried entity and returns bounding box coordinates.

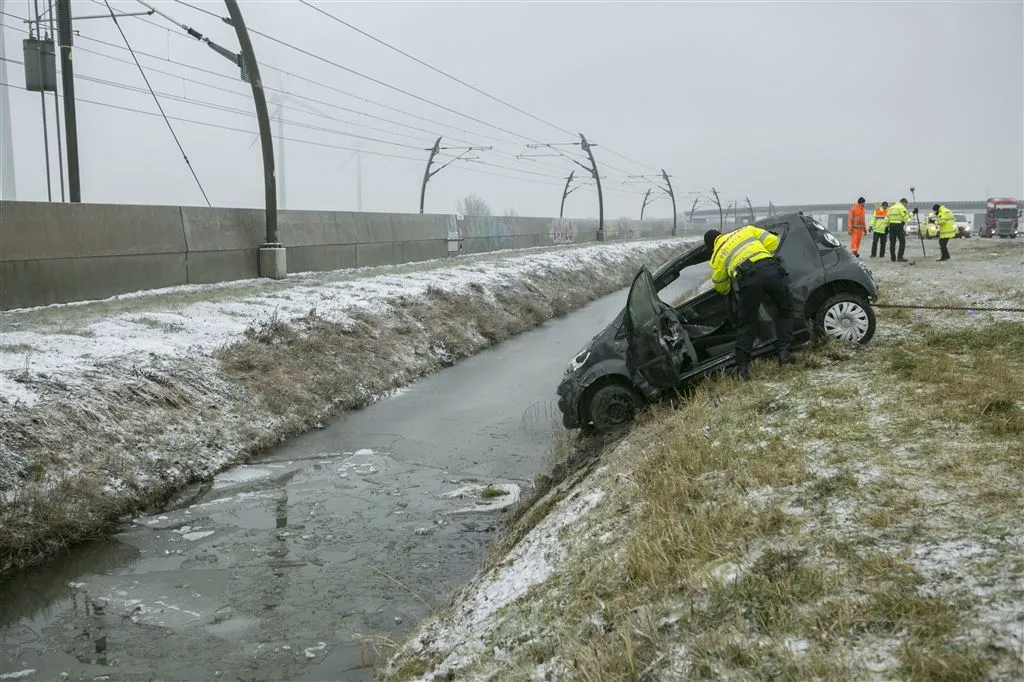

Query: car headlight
[566,349,591,374]
[822,232,841,247]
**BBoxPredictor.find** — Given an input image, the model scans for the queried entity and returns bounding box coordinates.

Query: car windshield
[993,208,1017,218]
[954,214,967,222]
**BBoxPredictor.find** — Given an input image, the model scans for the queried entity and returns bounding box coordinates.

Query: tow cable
[872,303,1024,313]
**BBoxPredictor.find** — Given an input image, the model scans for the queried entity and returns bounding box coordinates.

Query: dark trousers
[871,231,887,257]
[734,260,795,365]
[939,237,951,260]
[889,223,907,261]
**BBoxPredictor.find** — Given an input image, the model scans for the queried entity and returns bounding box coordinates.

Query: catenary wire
[76,11,523,149]
[270,0,663,174]
[100,0,211,205]
[74,5,639,178]
[69,36,492,149]
[145,1,545,145]
[0,78,427,162]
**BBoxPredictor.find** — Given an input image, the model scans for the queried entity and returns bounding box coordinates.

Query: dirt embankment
[0,241,686,576]
[381,238,1024,681]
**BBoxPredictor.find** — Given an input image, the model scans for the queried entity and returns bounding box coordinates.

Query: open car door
[626,267,694,390]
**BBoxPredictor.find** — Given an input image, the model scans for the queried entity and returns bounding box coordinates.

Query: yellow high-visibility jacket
[710,225,780,294]
[871,208,888,234]
[885,202,911,226]
[935,205,957,238]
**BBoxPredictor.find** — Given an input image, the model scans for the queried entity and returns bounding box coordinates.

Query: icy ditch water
[0,273,700,681]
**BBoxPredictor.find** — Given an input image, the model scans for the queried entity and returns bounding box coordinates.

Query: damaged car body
[557,213,879,432]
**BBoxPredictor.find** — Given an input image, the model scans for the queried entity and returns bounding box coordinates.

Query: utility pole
[661,169,677,236]
[579,133,604,240]
[56,0,80,201]
[47,0,65,201]
[745,196,755,222]
[31,0,52,201]
[224,0,282,277]
[559,170,575,218]
[640,188,652,221]
[0,0,15,200]
[688,196,700,222]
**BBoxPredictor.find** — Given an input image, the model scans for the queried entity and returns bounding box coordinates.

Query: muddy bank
[0,240,686,575]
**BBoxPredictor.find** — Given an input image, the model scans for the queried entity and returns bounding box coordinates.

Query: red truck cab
[981,198,1020,238]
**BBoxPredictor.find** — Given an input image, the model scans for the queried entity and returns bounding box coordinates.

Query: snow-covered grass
[0,239,688,575]
[380,237,1024,681]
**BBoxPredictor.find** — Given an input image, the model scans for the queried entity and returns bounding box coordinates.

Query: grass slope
[381,238,1024,681]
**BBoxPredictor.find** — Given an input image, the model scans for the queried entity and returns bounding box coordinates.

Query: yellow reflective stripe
[723,236,760,272]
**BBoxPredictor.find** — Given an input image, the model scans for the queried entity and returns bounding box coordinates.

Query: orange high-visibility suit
[848,202,867,256]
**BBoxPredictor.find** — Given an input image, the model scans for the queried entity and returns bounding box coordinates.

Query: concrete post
[259,245,287,279]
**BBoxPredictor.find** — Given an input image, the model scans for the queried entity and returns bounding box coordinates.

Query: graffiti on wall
[547,218,578,245]
[462,216,515,248]
[605,217,643,241]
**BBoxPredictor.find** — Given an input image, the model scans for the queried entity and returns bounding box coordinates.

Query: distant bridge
[690,199,988,221]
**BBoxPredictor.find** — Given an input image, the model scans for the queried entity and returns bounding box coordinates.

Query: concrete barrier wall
[0,201,676,310]
[457,215,674,254]
[1,201,188,309]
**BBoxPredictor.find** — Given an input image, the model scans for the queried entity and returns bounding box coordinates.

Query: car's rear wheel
[814,294,875,344]
[585,384,642,432]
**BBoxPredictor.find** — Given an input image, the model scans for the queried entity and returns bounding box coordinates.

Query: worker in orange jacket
[847,197,867,257]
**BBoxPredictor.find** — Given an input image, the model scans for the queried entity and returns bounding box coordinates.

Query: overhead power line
[0,79,427,162]
[296,0,662,174]
[82,9,522,149]
[89,4,644,179]
[69,36,486,148]
[299,1,575,138]
[100,0,210,205]
[170,0,545,145]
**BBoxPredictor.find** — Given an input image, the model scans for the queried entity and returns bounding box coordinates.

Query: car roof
[651,215,807,288]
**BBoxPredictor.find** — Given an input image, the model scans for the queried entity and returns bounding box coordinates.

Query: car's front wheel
[814,294,875,344]
[585,384,642,432]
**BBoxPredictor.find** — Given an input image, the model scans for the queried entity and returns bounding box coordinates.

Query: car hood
[568,308,627,376]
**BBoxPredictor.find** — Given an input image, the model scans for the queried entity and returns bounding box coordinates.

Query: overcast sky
[2,0,1021,219]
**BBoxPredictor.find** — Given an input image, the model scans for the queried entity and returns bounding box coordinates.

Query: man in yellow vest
[704,227,795,380]
[870,201,889,258]
[884,197,918,262]
[933,203,957,261]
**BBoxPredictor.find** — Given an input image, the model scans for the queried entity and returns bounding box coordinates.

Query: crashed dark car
[556,213,879,432]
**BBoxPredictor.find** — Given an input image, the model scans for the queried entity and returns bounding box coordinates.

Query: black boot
[778,349,793,365]
[736,361,750,380]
